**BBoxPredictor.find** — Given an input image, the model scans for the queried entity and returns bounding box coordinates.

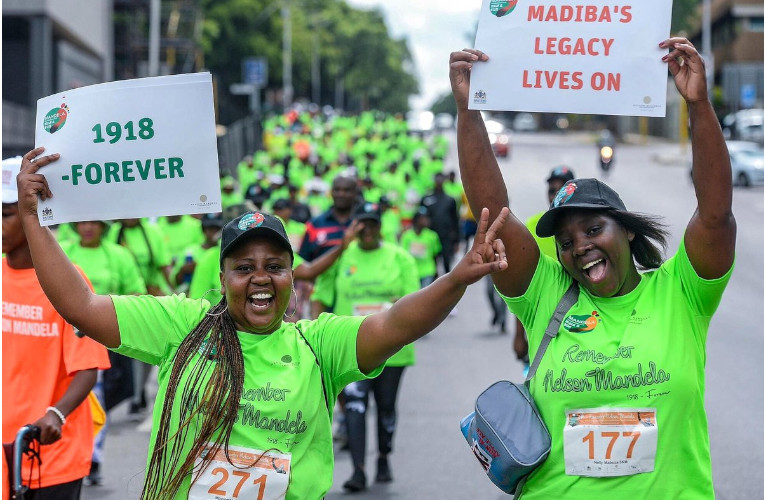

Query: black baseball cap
[201,212,224,229]
[353,202,382,223]
[272,198,291,211]
[536,178,627,238]
[547,166,575,183]
[219,211,293,267]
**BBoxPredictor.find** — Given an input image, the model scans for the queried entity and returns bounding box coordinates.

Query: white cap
[2,156,22,204]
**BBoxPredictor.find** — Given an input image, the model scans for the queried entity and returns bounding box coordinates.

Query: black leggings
[25,478,83,500]
[343,366,406,469]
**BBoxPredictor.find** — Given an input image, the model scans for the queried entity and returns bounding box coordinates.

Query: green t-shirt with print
[399,228,441,279]
[61,241,147,295]
[500,240,733,499]
[111,295,381,500]
[318,242,419,366]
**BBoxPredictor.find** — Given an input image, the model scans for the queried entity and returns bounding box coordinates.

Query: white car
[728,141,764,187]
[513,112,538,132]
[689,140,763,187]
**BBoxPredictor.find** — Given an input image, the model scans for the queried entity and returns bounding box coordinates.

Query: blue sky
[346,0,482,111]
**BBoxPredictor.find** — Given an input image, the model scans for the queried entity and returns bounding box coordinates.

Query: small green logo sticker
[563,311,601,333]
[43,103,69,134]
[490,0,518,17]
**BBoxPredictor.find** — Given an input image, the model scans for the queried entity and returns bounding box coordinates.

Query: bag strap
[525,282,579,383]
[294,324,331,412]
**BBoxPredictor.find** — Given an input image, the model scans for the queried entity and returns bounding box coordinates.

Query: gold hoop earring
[284,288,298,318]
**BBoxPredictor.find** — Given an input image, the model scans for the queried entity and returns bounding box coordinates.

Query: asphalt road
[83,130,764,499]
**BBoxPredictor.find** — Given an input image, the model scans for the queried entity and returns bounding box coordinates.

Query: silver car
[728,141,764,187]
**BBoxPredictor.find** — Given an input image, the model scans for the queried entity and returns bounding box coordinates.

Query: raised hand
[451,207,509,286]
[449,49,489,112]
[660,37,708,104]
[16,147,59,217]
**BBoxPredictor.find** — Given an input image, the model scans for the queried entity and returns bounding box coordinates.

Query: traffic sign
[242,57,267,87]
[741,84,756,108]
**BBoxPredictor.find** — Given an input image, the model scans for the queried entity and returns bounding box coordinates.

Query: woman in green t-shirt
[450,39,735,499]
[317,202,420,491]
[15,160,510,500]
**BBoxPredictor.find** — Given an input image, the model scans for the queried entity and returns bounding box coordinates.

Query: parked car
[513,112,538,132]
[434,113,454,131]
[722,109,763,144]
[481,112,511,157]
[728,141,764,186]
[690,140,763,187]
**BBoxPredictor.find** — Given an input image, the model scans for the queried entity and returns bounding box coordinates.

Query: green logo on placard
[490,0,518,17]
[43,104,69,134]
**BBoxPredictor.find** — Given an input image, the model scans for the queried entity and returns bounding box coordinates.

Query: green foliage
[671,0,700,35]
[200,0,419,123]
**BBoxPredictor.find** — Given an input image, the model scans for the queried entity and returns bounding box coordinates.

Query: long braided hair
[141,297,245,499]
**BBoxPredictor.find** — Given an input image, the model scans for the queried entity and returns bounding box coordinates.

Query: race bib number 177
[563,408,657,477]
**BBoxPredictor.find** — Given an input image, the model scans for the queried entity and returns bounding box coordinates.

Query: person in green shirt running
[450,39,735,499]
[17,157,509,499]
[400,208,442,287]
[314,202,420,491]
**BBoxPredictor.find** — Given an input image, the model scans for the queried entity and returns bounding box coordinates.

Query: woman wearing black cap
[313,202,419,491]
[449,37,735,498]
[14,152,510,500]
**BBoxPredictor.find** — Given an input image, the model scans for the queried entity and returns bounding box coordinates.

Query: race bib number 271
[189,444,291,500]
[563,408,657,477]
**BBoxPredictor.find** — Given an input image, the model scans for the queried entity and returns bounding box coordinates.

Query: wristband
[46,406,66,425]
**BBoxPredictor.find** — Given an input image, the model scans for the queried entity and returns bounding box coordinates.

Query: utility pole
[312,21,320,105]
[701,0,714,99]
[282,2,293,109]
[148,0,160,76]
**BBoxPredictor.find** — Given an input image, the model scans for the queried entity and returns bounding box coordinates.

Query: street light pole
[148,0,160,77]
[312,22,320,105]
[701,0,714,100]
[282,1,293,109]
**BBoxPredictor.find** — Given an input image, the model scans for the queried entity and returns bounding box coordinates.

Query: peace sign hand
[16,147,60,217]
[450,207,509,286]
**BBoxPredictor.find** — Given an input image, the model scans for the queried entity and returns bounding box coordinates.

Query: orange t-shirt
[2,259,111,488]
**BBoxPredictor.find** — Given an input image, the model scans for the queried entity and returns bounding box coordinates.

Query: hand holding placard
[34,73,221,225]
[469,0,673,116]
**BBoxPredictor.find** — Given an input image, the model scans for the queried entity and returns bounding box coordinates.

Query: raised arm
[16,148,121,348]
[449,49,540,297]
[355,207,509,373]
[662,38,736,278]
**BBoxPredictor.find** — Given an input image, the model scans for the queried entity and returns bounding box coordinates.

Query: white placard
[34,73,221,226]
[469,0,673,117]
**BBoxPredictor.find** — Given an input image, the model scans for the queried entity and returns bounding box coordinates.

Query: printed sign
[189,444,291,500]
[469,0,673,116]
[563,408,657,477]
[34,73,221,226]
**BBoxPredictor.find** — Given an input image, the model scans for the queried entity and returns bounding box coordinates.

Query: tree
[200,0,419,123]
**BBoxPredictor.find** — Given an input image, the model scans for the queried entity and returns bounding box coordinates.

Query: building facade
[3,0,113,158]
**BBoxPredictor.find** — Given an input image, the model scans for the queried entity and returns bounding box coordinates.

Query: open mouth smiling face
[555,210,639,298]
[221,236,294,334]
